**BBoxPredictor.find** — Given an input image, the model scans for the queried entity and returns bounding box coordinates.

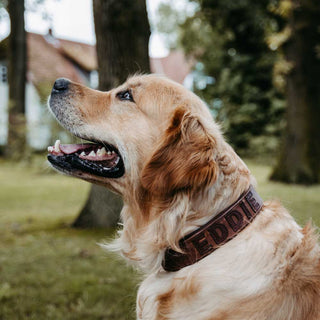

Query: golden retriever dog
[47,75,320,320]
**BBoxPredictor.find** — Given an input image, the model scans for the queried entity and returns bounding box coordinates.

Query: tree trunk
[73,185,123,228]
[271,0,320,184]
[94,0,150,88]
[73,0,150,228]
[6,0,27,159]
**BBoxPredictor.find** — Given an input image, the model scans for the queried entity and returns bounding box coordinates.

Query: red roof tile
[27,33,86,88]
[1,32,193,91]
[150,51,193,84]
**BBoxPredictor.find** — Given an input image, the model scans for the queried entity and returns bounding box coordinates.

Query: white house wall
[0,82,52,150]
[26,83,52,149]
[0,82,8,145]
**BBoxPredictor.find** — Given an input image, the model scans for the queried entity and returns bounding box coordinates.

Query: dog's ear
[141,107,218,197]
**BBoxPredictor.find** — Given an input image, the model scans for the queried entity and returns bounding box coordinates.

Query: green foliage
[156,1,199,49]
[0,0,7,9]
[269,0,320,184]
[158,0,286,155]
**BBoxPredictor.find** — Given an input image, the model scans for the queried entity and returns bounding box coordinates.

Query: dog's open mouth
[47,140,125,178]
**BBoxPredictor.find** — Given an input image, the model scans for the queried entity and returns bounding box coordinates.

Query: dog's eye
[116,90,134,102]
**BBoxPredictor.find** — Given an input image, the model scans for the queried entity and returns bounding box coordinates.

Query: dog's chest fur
[136,203,320,320]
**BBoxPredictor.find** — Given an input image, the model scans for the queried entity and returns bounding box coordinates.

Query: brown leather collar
[162,185,263,272]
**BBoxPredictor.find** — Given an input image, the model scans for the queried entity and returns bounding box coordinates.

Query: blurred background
[0,0,319,319]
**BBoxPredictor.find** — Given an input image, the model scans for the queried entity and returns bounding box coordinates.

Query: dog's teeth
[54,140,61,152]
[89,151,96,157]
[80,151,86,156]
[107,151,111,155]
[48,146,53,152]
[111,151,115,154]
[97,147,106,156]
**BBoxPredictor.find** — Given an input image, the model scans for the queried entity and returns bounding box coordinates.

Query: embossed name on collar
[162,185,264,272]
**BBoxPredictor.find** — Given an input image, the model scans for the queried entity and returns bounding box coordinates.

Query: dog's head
[48,75,246,205]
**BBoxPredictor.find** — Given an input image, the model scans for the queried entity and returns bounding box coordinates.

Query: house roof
[58,37,97,71]
[27,33,89,88]
[150,51,193,85]
[1,31,192,91]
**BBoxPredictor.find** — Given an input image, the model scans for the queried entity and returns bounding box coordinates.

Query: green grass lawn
[0,159,138,320]
[245,159,320,226]
[0,157,319,319]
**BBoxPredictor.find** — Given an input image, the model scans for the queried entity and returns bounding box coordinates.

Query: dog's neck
[114,143,252,273]
[162,185,263,272]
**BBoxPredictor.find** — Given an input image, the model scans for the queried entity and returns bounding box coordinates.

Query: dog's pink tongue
[60,143,93,154]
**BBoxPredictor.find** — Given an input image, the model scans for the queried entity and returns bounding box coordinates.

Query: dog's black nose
[52,78,69,93]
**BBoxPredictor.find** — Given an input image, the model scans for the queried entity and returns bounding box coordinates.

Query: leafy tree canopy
[158,0,286,155]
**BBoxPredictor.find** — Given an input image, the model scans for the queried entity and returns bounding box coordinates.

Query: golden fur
[49,74,320,320]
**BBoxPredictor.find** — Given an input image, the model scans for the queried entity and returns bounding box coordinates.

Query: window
[90,70,99,89]
[0,65,7,83]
